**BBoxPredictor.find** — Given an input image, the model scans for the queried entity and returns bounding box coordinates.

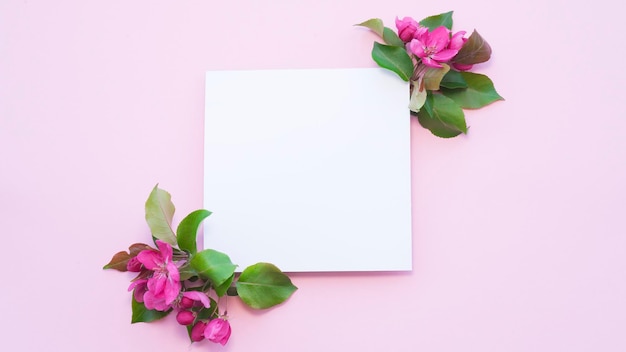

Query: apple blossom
[409,26,459,68]
[136,240,182,311]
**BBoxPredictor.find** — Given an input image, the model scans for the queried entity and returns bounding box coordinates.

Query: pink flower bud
[191,321,207,342]
[448,30,467,51]
[395,16,419,42]
[204,318,231,346]
[126,257,142,272]
[452,63,474,71]
[179,296,194,309]
[176,310,196,325]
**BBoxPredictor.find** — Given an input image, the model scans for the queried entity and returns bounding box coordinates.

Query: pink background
[2,1,624,351]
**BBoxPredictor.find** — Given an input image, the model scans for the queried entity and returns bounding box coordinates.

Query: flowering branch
[357,11,503,138]
[104,184,297,346]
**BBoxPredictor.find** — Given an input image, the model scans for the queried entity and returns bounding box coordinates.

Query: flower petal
[427,26,451,51]
[414,26,429,42]
[128,279,148,292]
[136,250,161,270]
[431,49,458,62]
[166,261,180,282]
[421,57,442,68]
[408,39,426,57]
[164,278,182,304]
[155,240,173,262]
[133,287,146,303]
[129,280,149,302]
[143,291,170,311]
[148,275,166,295]
[449,31,467,51]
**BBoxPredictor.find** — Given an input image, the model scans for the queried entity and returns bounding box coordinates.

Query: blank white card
[204,68,412,272]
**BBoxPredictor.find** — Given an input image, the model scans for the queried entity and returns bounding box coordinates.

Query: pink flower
[395,16,420,42]
[204,318,231,346]
[409,26,459,68]
[136,240,181,311]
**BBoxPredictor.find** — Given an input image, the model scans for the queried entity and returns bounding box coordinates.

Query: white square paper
[204,68,412,272]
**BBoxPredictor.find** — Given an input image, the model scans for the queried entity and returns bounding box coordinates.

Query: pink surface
[1,1,624,351]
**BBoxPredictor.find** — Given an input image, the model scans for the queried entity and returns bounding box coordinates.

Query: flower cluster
[397,17,471,71]
[358,11,503,138]
[104,185,297,346]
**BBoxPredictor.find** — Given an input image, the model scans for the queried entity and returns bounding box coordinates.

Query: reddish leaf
[103,251,131,271]
[129,243,152,256]
[453,30,492,65]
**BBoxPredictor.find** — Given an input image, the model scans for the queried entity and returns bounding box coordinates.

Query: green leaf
[355,18,384,37]
[382,27,404,47]
[423,64,450,91]
[186,325,193,341]
[440,70,468,89]
[214,274,234,297]
[196,297,219,320]
[417,93,467,138]
[103,251,131,271]
[371,42,414,81]
[178,264,198,281]
[421,91,434,116]
[131,295,171,323]
[236,263,297,309]
[176,209,212,255]
[145,184,176,246]
[441,72,503,109]
[419,11,453,30]
[417,113,464,138]
[190,249,236,288]
[453,30,492,65]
